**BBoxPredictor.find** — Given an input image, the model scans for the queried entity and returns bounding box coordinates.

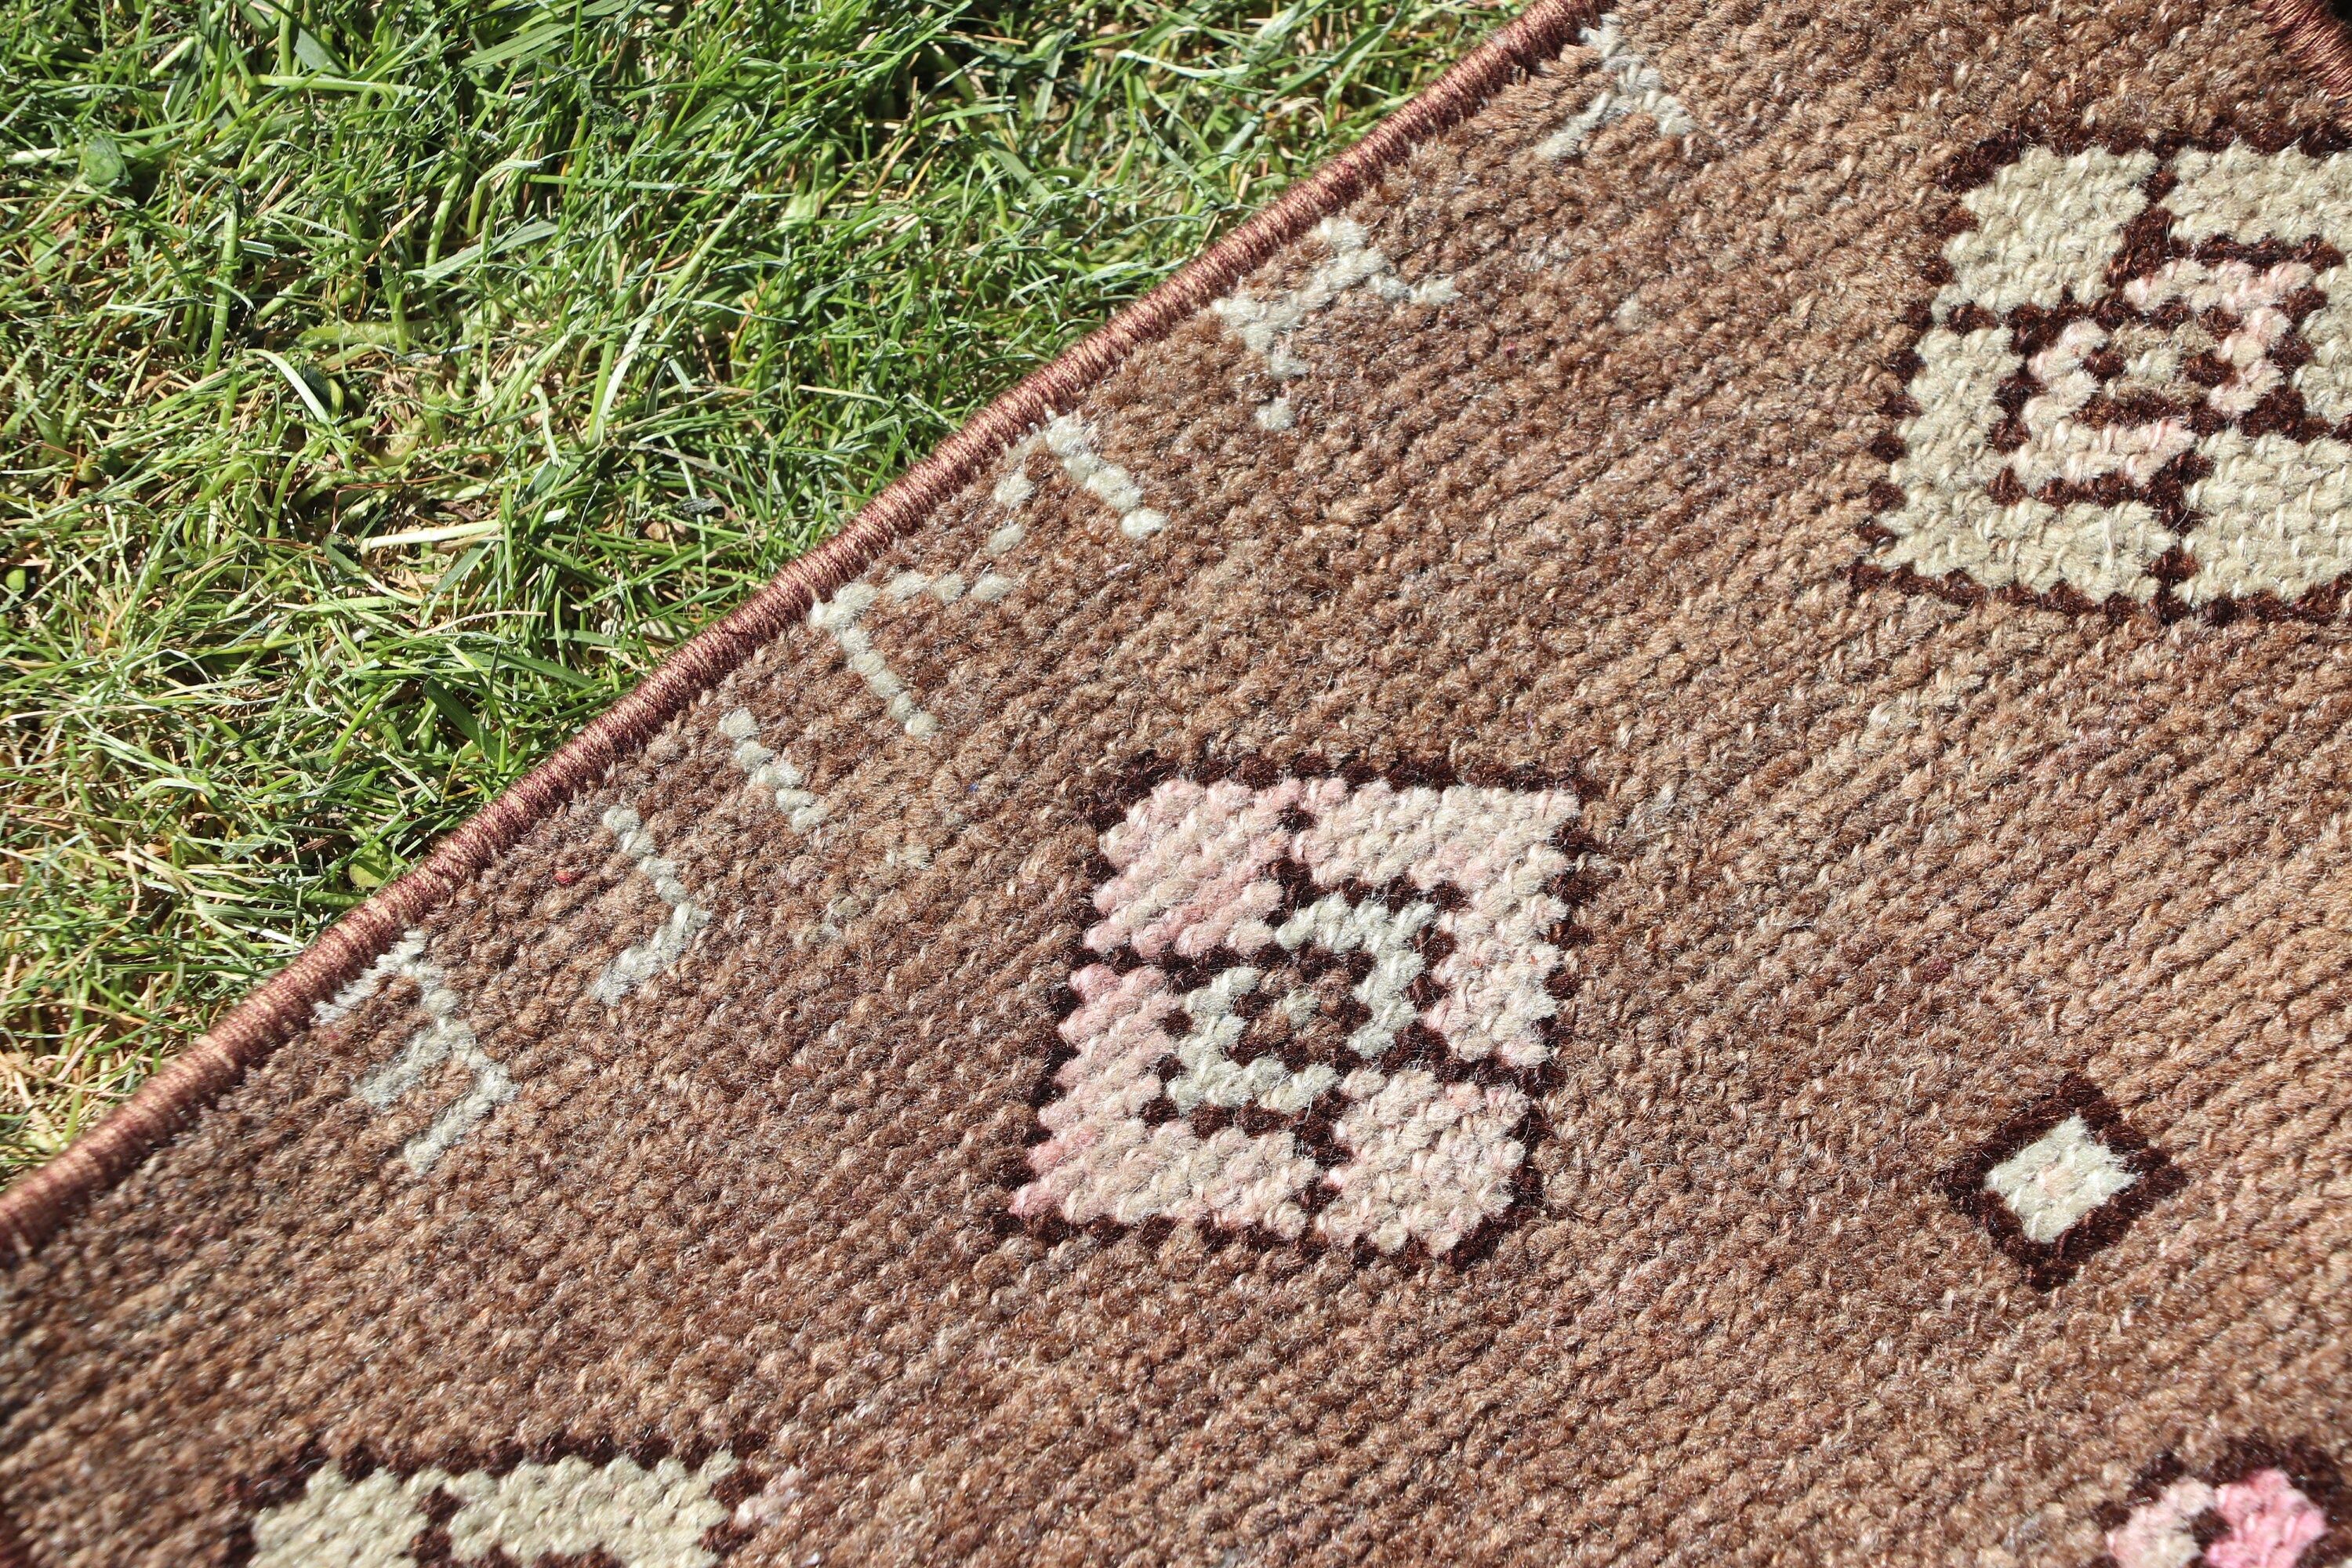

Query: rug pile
[7,0,2352,1561]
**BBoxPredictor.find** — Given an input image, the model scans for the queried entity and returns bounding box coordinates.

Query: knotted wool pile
[11,0,2352,1562]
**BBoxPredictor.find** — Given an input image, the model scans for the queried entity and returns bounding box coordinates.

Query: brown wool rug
[13,0,2352,1561]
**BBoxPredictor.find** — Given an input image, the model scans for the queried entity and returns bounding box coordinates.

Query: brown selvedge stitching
[1852,122,2352,626]
[0,0,1602,1265]
[2252,0,2352,104]
[998,750,1602,1269]
[1935,1072,2188,1291]
[0,1503,33,1568]
[220,1432,769,1566]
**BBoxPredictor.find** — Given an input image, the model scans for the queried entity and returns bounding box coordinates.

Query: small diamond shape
[1984,1113,2139,1244]
[1941,1075,2187,1290]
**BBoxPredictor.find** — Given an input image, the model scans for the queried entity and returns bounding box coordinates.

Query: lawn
[0,0,1493,1179]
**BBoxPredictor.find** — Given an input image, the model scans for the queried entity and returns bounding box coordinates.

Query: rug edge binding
[2255,0,2352,102]
[9,0,2348,1269]
[0,0,1605,1269]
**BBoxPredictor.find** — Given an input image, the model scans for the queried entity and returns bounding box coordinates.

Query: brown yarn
[9,1,2352,1563]
[2254,0,2352,101]
[0,0,1595,1265]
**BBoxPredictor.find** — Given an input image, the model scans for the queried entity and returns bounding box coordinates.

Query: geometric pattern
[1011,761,1591,1260]
[1210,216,1457,433]
[1534,11,1694,161]
[803,423,1142,742]
[1867,135,2352,615]
[235,1443,760,1567]
[1940,1073,2187,1290]
[720,706,826,833]
[315,930,515,1177]
[589,804,712,1007]
[2097,1439,2349,1568]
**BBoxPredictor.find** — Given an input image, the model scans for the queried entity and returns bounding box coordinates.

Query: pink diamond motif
[1012,763,1590,1260]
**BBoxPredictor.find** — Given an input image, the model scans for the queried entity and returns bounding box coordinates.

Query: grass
[0,0,1494,1179]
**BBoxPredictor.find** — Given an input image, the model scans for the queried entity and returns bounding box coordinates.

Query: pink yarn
[2106,1478,2217,1568]
[1021,773,1583,1252]
[2206,1469,2327,1568]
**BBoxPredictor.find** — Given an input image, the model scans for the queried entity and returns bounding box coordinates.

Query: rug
[8,0,2352,1561]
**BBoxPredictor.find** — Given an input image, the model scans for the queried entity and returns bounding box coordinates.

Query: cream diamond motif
[1942,1075,2185,1290]
[1867,137,2352,613]
[1984,1113,2139,1244]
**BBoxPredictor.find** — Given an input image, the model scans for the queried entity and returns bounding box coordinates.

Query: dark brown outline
[2089,1436,2352,1568]
[1853,122,2352,626]
[1937,1073,2188,1291]
[996,750,1603,1269]
[220,1431,770,1567]
[0,0,1602,1266]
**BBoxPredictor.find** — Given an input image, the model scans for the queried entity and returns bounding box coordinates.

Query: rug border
[6,0,2346,1268]
[0,0,1601,1265]
[2253,0,2352,100]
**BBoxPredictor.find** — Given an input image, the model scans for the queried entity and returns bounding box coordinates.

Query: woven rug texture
[8,0,2352,1562]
